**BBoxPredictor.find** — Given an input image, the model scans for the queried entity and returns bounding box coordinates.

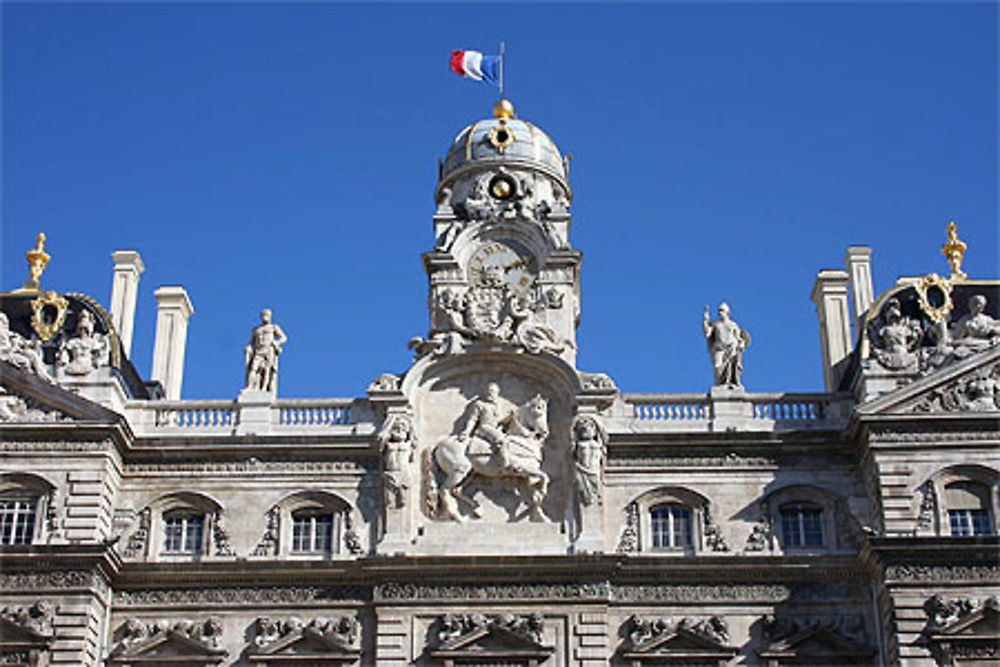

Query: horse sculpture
[432,393,550,522]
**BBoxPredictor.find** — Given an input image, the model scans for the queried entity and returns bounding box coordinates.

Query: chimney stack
[151,286,194,400]
[109,250,145,357]
[810,270,853,392]
[843,246,874,337]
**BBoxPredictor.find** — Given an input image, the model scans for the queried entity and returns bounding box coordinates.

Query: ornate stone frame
[917,464,999,538]
[762,484,856,554]
[273,490,354,560]
[629,486,713,555]
[144,491,225,562]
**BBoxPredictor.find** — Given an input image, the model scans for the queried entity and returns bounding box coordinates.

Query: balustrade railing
[750,394,833,423]
[627,394,712,421]
[151,401,237,429]
[275,399,353,427]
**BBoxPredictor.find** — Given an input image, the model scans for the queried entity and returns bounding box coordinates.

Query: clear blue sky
[3,3,997,399]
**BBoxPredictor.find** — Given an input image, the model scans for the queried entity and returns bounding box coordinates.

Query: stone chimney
[109,250,145,357]
[843,246,874,336]
[151,286,194,400]
[810,270,853,392]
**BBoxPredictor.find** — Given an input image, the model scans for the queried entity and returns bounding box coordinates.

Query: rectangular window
[949,509,992,536]
[650,505,692,549]
[0,497,36,545]
[162,515,204,553]
[292,512,335,554]
[781,507,824,547]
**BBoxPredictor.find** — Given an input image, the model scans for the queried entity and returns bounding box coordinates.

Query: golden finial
[25,232,50,289]
[493,99,514,119]
[941,220,967,281]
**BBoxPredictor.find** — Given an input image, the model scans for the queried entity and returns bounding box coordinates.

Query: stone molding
[115,586,368,606]
[885,564,1000,582]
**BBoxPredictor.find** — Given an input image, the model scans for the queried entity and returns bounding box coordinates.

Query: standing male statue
[244,309,288,393]
[702,302,750,388]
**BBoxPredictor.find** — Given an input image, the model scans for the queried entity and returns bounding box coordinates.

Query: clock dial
[467,241,536,295]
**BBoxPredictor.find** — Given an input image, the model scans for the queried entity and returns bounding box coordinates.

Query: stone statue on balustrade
[870,298,922,371]
[0,312,51,382]
[244,309,288,393]
[703,303,750,388]
[571,415,607,507]
[925,294,1000,372]
[379,415,416,509]
[59,310,110,375]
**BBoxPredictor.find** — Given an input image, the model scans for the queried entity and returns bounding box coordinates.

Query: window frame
[0,495,38,546]
[290,508,337,555]
[649,503,693,551]
[0,474,56,547]
[161,510,206,554]
[779,502,825,548]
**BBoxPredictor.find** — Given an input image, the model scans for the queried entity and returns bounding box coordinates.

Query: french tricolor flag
[450,50,500,86]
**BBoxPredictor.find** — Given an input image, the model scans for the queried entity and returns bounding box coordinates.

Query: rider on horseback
[458,382,515,470]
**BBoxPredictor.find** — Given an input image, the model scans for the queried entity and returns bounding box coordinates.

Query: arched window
[0,474,55,547]
[779,503,824,548]
[945,481,993,536]
[650,504,692,550]
[918,465,999,538]
[291,508,336,554]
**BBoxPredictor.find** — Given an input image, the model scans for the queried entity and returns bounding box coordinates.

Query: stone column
[151,286,194,400]
[109,250,145,357]
[810,270,853,392]
[843,246,874,336]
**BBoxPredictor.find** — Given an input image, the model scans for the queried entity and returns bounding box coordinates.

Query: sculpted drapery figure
[59,310,109,375]
[702,303,750,388]
[571,415,607,507]
[872,298,922,371]
[926,294,1000,372]
[952,295,1000,355]
[379,415,416,509]
[244,309,288,393]
[0,312,51,381]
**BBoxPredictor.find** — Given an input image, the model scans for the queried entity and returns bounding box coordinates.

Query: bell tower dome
[413,100,581,365]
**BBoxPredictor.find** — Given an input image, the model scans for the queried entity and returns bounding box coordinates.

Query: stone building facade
[0,101,997,666]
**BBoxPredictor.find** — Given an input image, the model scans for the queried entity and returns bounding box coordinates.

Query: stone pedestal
[709,385,753,432]
[573,507,605,554]
[236,388,274,435]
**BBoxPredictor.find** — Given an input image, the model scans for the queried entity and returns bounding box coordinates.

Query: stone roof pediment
[857,346,1000,416]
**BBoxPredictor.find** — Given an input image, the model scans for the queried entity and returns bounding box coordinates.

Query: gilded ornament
[487,119,515,153]
[492,98,514,119]
[25,232,50,287]
[30,290,69,342]
[915,273,953,323]
[942,220,968,281]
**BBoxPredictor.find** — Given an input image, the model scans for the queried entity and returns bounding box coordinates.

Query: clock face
[467,241,536,295]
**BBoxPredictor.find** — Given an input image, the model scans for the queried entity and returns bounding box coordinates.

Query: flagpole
[499,41,505,98]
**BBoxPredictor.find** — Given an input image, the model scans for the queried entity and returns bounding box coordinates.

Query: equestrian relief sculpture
[431,383,550,523]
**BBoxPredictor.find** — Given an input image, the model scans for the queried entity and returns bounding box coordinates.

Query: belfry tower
[373,100,615,554]
[414,99,580,363]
